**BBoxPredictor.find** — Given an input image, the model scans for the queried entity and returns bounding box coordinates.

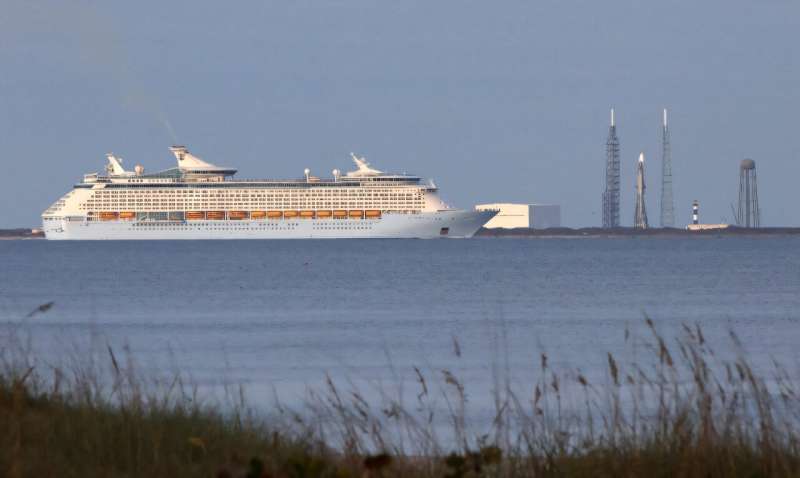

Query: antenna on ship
[304,168,311,182]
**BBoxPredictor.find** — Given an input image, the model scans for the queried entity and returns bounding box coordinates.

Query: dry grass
[3,306,800,477]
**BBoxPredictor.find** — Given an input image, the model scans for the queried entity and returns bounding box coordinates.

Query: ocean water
[1,237,799,411]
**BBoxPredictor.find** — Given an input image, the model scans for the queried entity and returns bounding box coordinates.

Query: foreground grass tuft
[4,314,800,476]
[0,371,344,477]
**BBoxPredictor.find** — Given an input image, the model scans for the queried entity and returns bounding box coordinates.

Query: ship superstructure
[42,146,495,239]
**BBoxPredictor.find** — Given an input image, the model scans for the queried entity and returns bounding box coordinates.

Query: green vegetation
[3,314,800,477]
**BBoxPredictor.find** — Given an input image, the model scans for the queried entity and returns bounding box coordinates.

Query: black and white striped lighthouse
[692,200,699,225]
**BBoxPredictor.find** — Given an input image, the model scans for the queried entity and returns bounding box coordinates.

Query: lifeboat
[186,211,205,220]
[229,211,248,220]
[206,211,225,220]
[99,212,118,221]
[333,210,347,218]
[267,211,283,219]
[349,210,364,219]
[119,211,136,220]
[316,210,332,218]
[299,210,315,219]
[283,210,298,218]
[251,211,267,219]
[365,210,381,219]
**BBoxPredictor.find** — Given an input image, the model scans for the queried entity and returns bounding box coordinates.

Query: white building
[475,203,561,229]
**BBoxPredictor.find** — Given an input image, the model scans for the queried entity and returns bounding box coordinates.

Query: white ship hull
[43,210,494,240]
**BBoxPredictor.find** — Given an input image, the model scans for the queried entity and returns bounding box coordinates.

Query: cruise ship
[41,146,496,240]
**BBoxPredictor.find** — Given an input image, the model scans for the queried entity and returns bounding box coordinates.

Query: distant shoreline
[0,229,44,239]
[476,226,800,237]
[4,227,800,240]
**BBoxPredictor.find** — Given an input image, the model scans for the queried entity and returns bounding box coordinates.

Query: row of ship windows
[134,222,300,227]
[128,225,374,230]
[86,199,421,203]
[83,196,423,200]
[86,199,423,204]
[82,201,422,203]
[89,191,423,196]
[79,201,423,209]
[133,227,304,231]
[86,195,421,197]
[81,204,422,207]
[80,205,422,210]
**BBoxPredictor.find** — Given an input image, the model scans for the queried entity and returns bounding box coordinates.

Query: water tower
[737,159,760,227]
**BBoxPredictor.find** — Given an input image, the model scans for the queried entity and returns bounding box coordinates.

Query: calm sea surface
[1,237,799,410]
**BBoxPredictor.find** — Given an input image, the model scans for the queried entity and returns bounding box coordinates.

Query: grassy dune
[3,313,800,477]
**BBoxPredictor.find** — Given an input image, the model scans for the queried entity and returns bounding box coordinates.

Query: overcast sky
[1,0,798,228]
